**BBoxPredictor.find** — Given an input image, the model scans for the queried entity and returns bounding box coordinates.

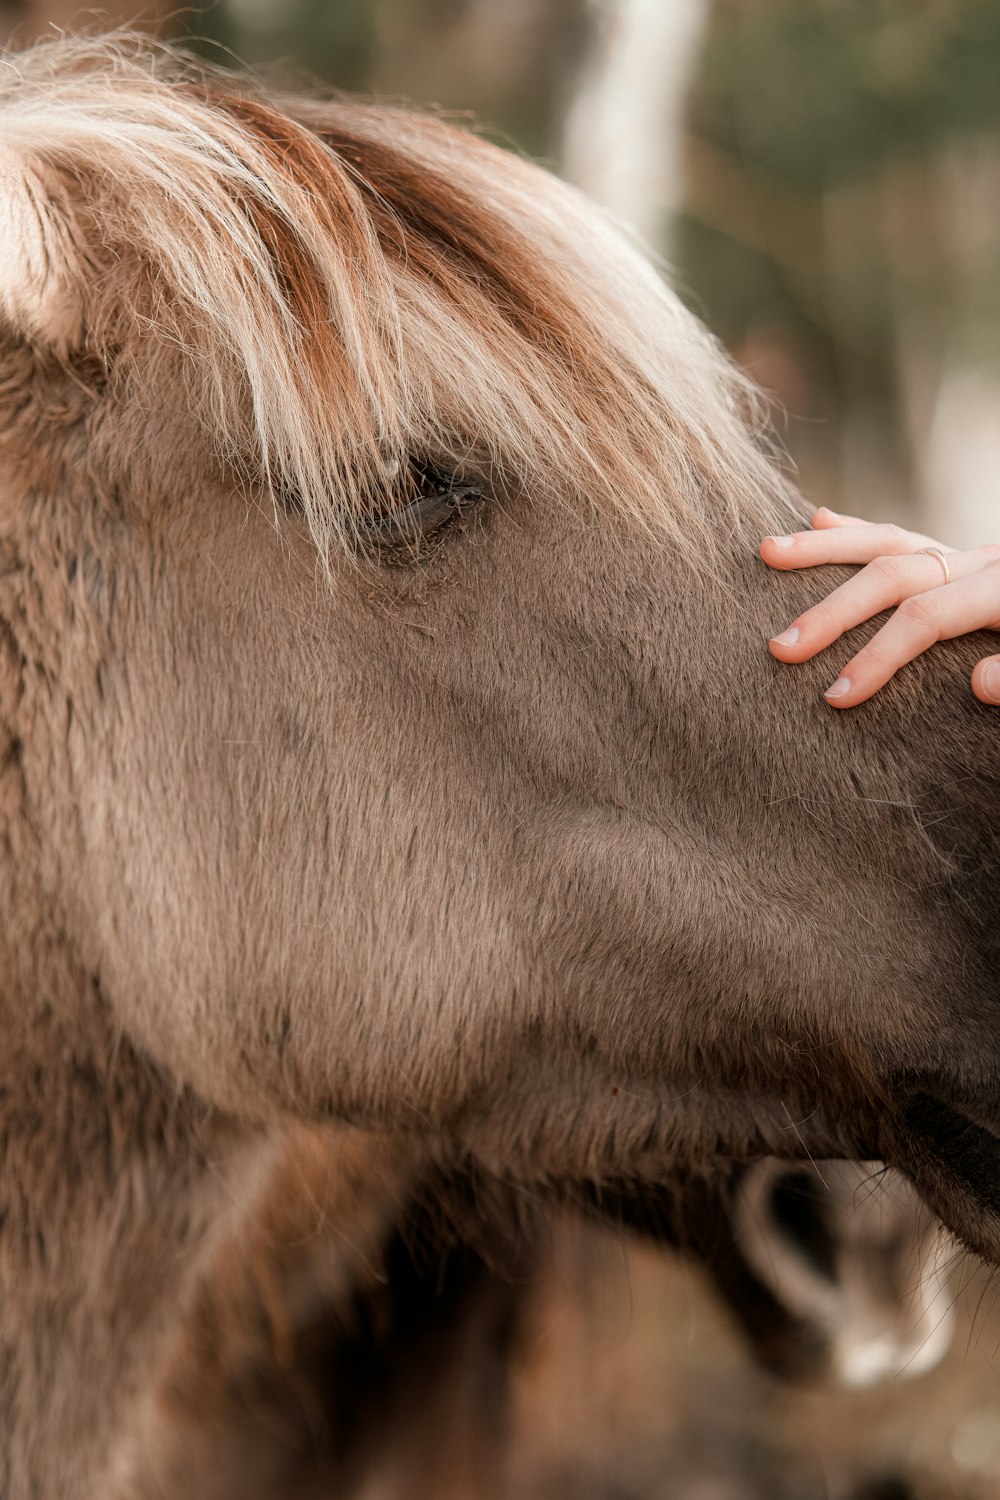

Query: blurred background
[4,2,1000,1496]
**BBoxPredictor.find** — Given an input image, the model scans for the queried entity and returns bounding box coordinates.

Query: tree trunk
[562,0,709,248]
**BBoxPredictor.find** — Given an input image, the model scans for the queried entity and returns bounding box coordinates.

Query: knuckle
[858,635,907,671]
[895,593,939,629]
[879,523,909,549]
[804,597,844,633]
[866,555,903,584]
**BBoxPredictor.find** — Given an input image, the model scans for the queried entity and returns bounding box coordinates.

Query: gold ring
[916,546,951,586]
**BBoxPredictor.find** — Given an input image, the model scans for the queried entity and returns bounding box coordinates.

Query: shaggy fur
[0,31,998,1499]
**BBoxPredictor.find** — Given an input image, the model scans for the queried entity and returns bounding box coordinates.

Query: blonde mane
[0,32,792,563]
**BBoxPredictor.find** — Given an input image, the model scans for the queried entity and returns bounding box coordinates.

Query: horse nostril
[768,1169,838,1283]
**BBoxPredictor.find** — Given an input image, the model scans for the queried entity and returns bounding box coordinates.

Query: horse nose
[734,1159,955,1388]
[830,1219,955,1387]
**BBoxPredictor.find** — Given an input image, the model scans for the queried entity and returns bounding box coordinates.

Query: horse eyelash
[280,458,481,528]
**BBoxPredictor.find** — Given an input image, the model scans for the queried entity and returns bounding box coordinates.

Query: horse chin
[886,1092,1000,1262]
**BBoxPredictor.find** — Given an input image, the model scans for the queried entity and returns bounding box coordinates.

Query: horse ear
[0,149,92,351]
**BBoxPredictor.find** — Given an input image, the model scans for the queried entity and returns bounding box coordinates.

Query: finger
[811,506,869,529]
[972,655,1000,705]
[768,550,989,663]
[819,568,1000,708]
[759,522,950,571]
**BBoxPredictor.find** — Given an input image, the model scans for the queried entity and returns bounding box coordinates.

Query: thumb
[972,656,1000,705]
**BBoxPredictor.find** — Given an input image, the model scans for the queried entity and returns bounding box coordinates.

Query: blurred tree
[562,0,709,245]
[676,0,1000,538]
[189,0,587,160]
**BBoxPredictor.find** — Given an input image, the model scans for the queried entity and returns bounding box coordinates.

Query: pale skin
[760,506,1000,708]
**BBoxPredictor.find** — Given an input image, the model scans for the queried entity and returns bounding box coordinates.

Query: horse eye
[277,461,480,541]
[367,460,482,548]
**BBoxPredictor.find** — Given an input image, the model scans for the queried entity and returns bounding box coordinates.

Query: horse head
[0,32,996,1495]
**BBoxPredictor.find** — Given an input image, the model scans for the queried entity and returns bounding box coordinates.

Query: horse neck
[0,908,255,1498]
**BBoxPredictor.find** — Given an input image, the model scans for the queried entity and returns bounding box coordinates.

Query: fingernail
[824,676,851,700]
[771,627,800,647]
[981,660,1000,702]
[768,534,796,549]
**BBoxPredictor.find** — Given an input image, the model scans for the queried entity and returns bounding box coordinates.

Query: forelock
[0,31,794,566]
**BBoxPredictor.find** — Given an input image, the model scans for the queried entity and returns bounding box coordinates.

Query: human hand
[759,507,1000,708]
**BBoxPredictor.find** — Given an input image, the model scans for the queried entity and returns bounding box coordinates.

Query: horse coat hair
[0,32,997,1499]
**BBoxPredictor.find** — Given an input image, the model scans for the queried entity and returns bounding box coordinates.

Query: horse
[0,31,997,1499]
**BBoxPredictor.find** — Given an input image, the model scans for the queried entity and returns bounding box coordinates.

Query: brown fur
[1,32,999,1499]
